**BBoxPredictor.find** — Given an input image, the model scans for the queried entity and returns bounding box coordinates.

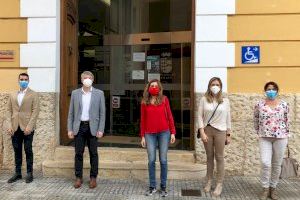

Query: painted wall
[194,0,235,93]
[194,0,300,176]
[0,0,59,93]
[0,0,27,91]
[0,0,60,169]
[195,0,300,93]
[228,0,300,93]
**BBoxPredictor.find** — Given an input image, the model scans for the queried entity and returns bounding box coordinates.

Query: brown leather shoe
[259,187,270,200]
[89,177,97,189]
[74,178,83,189]
[270,187,279,200]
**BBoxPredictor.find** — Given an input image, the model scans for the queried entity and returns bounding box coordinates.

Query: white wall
[20,0,59,93]
[194,0,236,93]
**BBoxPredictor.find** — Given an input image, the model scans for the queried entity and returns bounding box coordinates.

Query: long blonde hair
[142,79,164,105]
[205,77,224,104]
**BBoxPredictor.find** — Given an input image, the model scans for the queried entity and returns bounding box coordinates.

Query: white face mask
[210,85,220,95]
[83,78,93,87]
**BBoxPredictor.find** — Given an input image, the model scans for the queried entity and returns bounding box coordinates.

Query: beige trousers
[203,125,226,183]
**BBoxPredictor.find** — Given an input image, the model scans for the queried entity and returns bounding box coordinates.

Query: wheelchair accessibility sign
[242,46,260,64]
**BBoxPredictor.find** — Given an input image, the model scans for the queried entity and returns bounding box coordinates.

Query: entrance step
[42,147,206,180]
[53,146,196,163]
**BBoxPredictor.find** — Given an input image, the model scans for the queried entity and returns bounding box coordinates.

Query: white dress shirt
[17,88,28,107]
[81,87,92,121]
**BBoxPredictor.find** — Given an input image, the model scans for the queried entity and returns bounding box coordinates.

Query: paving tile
[0,170,300,199]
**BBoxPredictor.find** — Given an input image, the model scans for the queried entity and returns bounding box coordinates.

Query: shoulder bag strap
[207,103,220,125]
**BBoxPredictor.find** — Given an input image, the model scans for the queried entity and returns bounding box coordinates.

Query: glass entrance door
[78,0,192,149]
[106,43,191,149]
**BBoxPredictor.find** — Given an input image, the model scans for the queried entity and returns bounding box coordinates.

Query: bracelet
[226,133,231,136]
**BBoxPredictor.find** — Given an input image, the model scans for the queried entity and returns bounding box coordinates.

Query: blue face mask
[266,90,277,100]
[19,81,29,89]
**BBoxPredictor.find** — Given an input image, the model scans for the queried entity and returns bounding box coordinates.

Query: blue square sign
[242,46,260,64]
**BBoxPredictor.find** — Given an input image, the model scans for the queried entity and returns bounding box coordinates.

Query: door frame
[60,0,196,149]
[60,0,79,145]
[104,31,192,45]
[190,0,195,150]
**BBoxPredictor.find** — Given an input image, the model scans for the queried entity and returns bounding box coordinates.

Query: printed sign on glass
[112,96,120,109]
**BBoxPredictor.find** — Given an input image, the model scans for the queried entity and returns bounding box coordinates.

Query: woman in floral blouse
[254,81,289,200]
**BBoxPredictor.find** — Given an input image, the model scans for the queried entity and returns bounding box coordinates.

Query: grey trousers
[259,137,288,188]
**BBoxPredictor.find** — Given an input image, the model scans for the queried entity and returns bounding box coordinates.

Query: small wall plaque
[0,50,14,62]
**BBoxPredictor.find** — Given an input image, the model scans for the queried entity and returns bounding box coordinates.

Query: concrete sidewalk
[0,170,299,200]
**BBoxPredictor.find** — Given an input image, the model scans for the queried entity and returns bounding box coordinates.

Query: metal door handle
[68,43,73,55]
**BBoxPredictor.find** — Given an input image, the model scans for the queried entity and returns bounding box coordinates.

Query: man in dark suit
[7,73,40,183]
[67,71,105,189]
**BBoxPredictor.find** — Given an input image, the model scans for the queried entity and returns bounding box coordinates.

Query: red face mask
[149,87,160,96]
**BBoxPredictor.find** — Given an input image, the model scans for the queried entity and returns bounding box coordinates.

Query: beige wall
[228,15,300,41]
[227,2,300,93]
[0,0,20,18]
[0,19,27,43]
[234,42,300,67]
[194,93,300,176]
[0,1,27,91]
[195,0,300,176]
[236,0,300,14]
[0,44,21,68]
[0,0,24,168]
[0,93,57,169]
[228,67,300,93]
[0,69,27,92]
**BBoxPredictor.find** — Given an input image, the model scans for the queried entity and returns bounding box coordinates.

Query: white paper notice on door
[132,70,144,80]
[133,52,145,62]
[147,61,151,70]
[148,73,160,82]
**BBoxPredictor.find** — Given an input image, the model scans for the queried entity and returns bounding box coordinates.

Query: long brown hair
[142,79,164,105]
[205,77,224,104]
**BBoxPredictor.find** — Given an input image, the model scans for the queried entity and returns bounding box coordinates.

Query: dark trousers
[75,122,98,178]
[11,127,34,175]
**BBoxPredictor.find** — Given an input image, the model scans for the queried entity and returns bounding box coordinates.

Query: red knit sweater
[140,96,176,137]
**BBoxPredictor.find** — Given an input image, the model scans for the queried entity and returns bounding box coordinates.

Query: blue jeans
[145,130,170,189]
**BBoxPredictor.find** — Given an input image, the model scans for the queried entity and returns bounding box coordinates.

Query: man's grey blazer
[67,87,106,136]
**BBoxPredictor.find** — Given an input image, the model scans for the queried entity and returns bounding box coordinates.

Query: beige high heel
[204,179,212,193]
[212,183,223,197]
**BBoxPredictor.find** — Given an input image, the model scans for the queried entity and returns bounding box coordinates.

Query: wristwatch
[226,133,231,137]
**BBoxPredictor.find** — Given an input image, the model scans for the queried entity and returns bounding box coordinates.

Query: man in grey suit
[67,71,105,189]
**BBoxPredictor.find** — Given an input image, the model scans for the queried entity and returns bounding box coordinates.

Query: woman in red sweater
[140,79,176,197]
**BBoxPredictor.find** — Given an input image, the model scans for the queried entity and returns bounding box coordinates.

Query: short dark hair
[264,81,279,92]
[19,73,29,80]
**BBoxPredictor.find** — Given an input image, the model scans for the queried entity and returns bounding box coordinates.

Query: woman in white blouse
[198,77,231,197]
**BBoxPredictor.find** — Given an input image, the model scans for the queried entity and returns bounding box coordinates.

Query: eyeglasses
[20,79,28,81]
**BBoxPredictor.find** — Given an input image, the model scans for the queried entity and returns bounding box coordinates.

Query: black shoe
[145,187,157,196]
[7,174,22,183]
[161,188,168,197]
[25,173,33,183]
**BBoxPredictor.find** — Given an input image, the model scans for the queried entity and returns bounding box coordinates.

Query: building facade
[0,0,300,176]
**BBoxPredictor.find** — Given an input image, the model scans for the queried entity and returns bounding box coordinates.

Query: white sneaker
[145,187,157,196]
